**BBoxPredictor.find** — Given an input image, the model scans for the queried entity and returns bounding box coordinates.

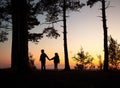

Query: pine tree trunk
[102,0,108,71]
[63,0,70,70]
[11,0,29,72]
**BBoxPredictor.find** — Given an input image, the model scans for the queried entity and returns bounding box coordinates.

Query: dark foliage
[41,0,85,23]
[73,47,94,70]
[0,0,11,28]
[0,31,8,42]
[43,27,60,39]
[108,35,120,70]
[0,0,11,42]
[87,0,101,8]
[0,0,60,43]
[28,33,43,43]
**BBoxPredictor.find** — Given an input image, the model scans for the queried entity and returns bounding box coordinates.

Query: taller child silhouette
[39,49,49,70]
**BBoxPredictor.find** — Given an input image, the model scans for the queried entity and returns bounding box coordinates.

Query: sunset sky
[0,0,120,70]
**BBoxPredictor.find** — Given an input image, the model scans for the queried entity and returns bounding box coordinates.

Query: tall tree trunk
[63,0,70,70]
[11,0,29,72]
[102,0,108,71]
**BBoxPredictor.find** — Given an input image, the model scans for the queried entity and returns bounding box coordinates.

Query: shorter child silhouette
[50,53,60,70]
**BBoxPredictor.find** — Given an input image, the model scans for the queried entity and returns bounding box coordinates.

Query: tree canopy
[108,35,120,70]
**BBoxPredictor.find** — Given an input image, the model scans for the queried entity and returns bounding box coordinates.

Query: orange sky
[0,0,120,70]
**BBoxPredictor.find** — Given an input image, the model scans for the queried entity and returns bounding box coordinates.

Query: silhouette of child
[39,49,49,70]
[50,53,60,70]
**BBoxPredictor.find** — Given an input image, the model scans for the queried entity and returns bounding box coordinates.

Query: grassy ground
[0,69,120,88]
